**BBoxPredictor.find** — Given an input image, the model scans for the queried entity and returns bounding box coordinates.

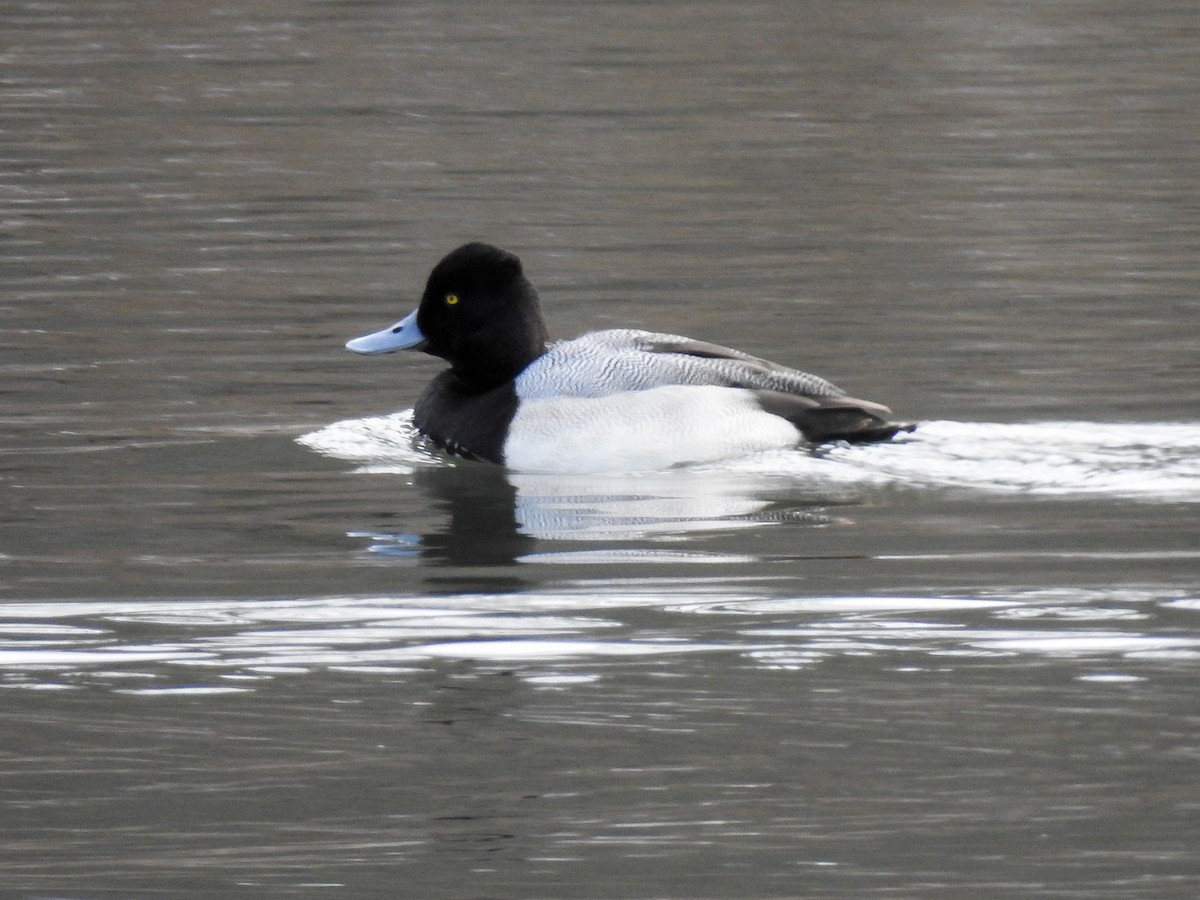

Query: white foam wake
[299,413,1200,502]
[817,420,1200,500]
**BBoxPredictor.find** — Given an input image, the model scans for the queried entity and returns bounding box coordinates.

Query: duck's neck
[451,314,548,391]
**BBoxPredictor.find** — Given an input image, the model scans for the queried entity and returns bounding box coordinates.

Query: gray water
[4,0,1200,897]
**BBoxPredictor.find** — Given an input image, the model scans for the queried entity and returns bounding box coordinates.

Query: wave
[299,412,1200,503]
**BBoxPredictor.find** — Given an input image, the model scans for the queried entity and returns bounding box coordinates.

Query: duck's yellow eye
[445,293,459,306]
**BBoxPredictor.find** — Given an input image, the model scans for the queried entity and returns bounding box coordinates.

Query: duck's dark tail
[753,390,916,445]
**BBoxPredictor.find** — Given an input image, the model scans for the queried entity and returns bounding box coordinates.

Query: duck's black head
[417,243,549,387]
[346,242,550,391]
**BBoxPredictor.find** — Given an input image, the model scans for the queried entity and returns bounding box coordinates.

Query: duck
[345,242,913,473]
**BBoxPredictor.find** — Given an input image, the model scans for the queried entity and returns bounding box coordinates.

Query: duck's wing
[522,329,847,399]
[518,330,913,444]
[627,331,847,399]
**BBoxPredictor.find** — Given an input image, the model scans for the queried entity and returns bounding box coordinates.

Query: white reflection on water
[300,412,1200,502]
[517,549,761,564]
[1,586,1196,692]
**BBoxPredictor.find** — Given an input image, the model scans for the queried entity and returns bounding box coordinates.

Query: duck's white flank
[504,385,802,473]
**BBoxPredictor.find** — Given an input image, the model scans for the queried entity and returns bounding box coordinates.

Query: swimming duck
[346,242,913,473]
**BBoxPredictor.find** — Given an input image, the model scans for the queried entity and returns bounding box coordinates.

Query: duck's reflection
[352,464,535,566]
[352,461,844,568]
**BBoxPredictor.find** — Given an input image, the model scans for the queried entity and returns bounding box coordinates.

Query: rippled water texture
[3,0,1200,897]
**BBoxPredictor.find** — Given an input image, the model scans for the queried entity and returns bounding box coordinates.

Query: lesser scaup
[346,242,913,473]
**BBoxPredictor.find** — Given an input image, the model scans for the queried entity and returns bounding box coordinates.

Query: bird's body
[345,243,912,473]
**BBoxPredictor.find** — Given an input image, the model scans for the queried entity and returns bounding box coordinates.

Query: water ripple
[1,587,1195,692]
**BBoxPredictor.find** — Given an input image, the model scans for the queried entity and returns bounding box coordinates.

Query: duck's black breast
[412,371,519,464]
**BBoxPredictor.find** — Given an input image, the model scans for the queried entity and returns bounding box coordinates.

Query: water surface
[3,0,1200,897]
